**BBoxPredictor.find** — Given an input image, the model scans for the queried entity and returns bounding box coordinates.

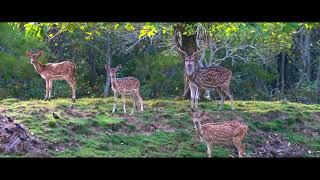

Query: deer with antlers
[26,50,76,102]
[189,111,248,158]
[105,64,143,115]
[173,30,235,112]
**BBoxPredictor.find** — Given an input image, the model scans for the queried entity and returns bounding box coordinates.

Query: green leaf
[114,23,120,30]
[162,27,167,34]
[85,32,93,36]
[139,30,147,39]
[95,31,101,36]
[125,23,135,31]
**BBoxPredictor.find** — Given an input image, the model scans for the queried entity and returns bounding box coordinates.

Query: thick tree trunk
[298,28,311,87]
[174,24,198,99]
[276,52,288,92]
[104,31,111,97]
[305,32,311,82]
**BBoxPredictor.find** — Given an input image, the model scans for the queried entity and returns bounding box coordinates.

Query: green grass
[1,98,320,157]
[95,114,125,126]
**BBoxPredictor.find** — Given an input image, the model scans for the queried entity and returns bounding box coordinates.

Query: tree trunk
[86,48,97,87]
[276,52,288,92]
[174,24,198,99]
[305,32,311,82]
[281,52,285,92]
[298,28,311,87]
[104,31,111,97]
[316,61,320,95]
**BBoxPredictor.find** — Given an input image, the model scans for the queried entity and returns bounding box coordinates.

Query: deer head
[184,52,201,76]
[105,64,122,79]
[189,111,206,134]
[26,50,43,65]
[173,29,206,76]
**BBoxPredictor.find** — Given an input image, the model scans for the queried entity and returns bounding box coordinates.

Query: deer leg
[48,80,53,100]
[66,79,76,103]
[44,79,49,101]
[136,90,144,111]
[194,86,200,110]
[241,143,246,156]
[112,92,118,114]
[189,84,195,110]
[71,81,76,103]
[130,99,135,115]
[207,143,212,158]
[129,93,136,115]
[233,137,243,158]
[222,86,235,111]
[216,87,225,111]
[121,94,127,114]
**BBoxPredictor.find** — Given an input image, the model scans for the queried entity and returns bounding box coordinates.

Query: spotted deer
[189,111,248,158]
[26,50,76,102]
[105,64,143,115]
[173,32,235,112]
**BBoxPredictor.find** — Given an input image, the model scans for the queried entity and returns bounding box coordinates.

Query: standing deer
[173,32,235,112]
[189,111,248,158]
[26,50,76,102]
[105,64,143,115]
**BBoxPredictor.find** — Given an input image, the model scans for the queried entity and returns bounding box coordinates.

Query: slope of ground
[0,98,319,157]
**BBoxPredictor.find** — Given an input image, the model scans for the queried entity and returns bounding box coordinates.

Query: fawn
[105,64,143,115]
[26,50,76,102]
[189,111,248,158]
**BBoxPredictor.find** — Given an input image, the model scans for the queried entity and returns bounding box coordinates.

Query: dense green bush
[126,52,184,99]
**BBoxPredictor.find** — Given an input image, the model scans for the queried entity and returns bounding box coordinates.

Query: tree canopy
[2,22,320,103]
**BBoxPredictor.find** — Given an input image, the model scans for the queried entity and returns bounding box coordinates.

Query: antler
[191,47,206,57]
[191,33,209,57]
[173,28,188,57]
[174,27,208,58]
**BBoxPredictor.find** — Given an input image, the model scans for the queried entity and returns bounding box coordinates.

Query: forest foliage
[1,22,320,103]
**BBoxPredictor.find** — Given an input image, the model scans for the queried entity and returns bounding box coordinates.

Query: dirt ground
[0,114,50,157]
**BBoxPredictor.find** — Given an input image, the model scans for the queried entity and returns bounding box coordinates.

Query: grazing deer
[105,64,143,115]
[26,50,77,102]
[189,111,248,158]
[173,32,235,112]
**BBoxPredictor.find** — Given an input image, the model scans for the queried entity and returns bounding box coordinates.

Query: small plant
[47,120,57,128]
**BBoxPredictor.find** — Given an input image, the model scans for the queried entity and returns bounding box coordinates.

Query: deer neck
[110,76,118,88]
[194,121,204,137]
[32,61,45,75]
[186,64,200,84]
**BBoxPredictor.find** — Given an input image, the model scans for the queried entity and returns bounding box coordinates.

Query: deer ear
[105,64,109,71]
[26,51,32,57]
[36,51,43,57]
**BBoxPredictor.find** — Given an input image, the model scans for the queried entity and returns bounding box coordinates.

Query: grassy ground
[0,97,320,157]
